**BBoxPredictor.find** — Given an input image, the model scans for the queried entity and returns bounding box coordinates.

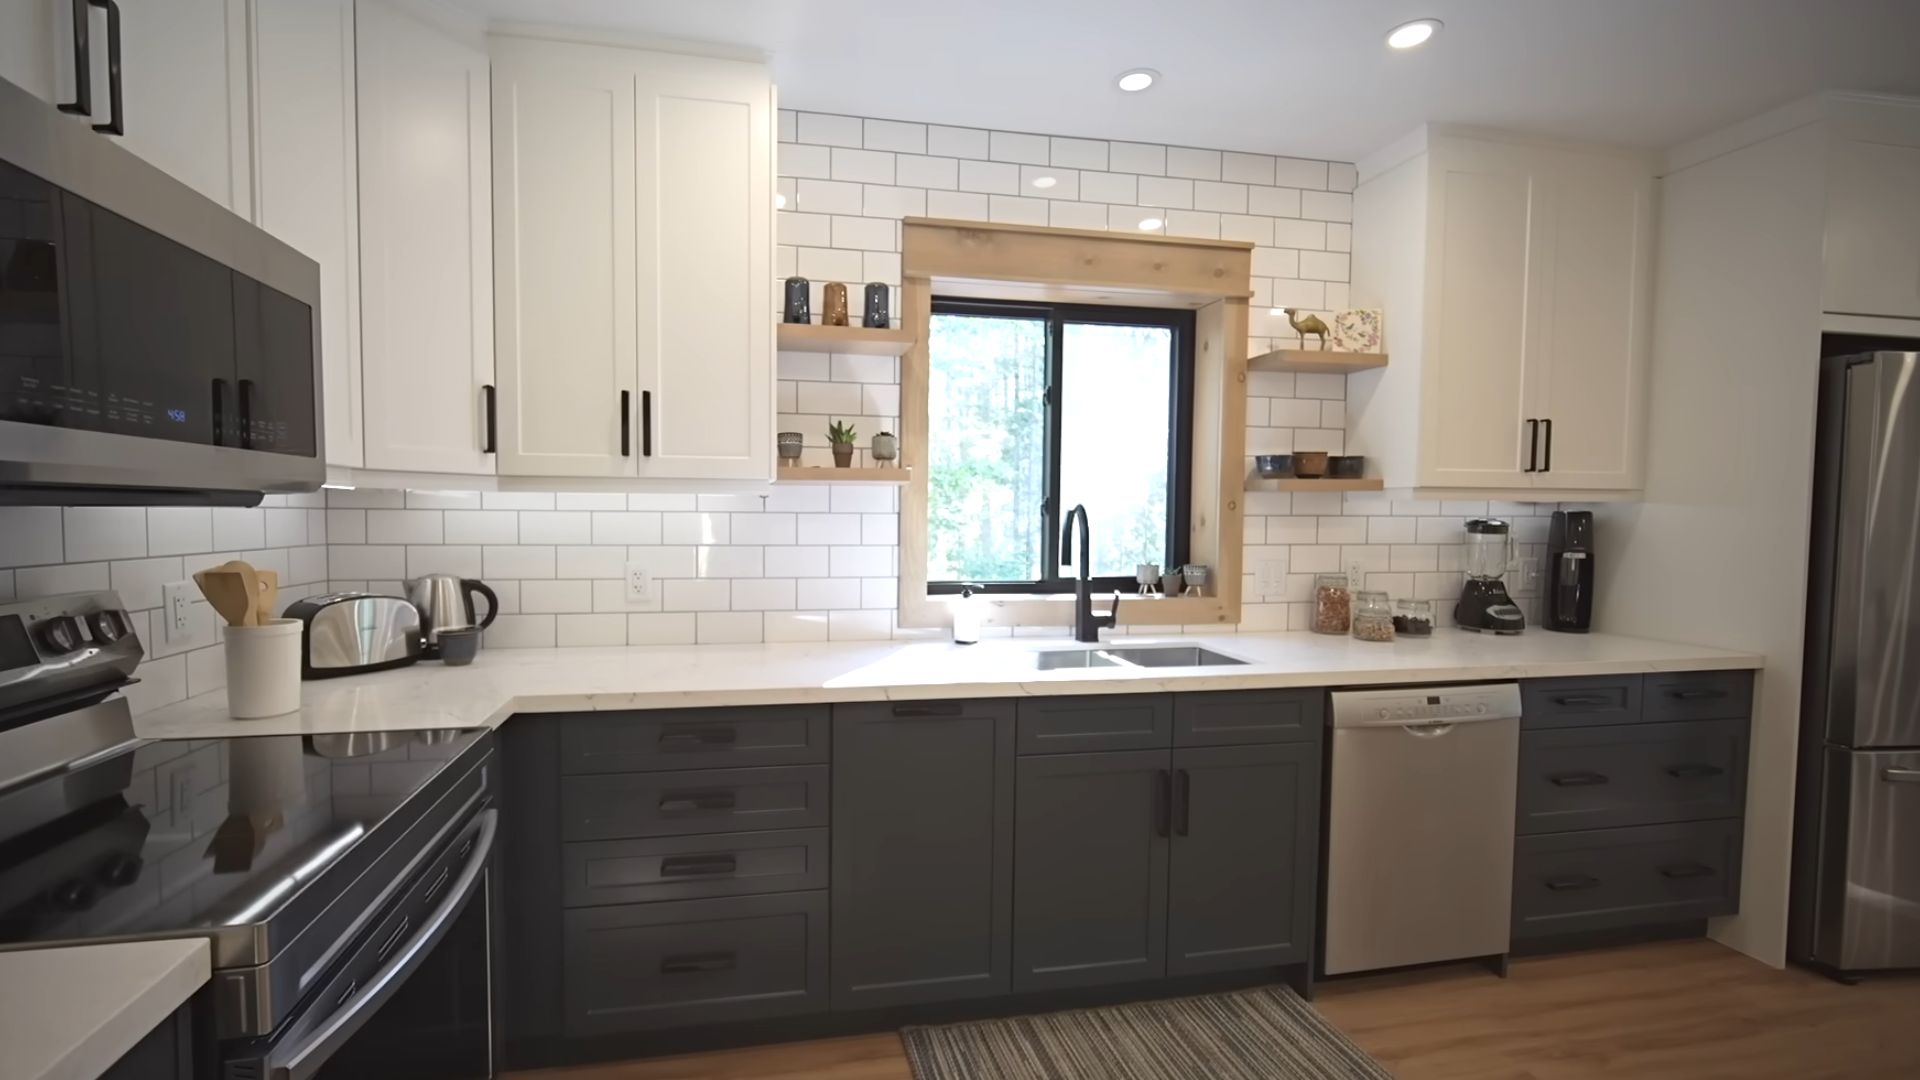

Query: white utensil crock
[224,617,303,718]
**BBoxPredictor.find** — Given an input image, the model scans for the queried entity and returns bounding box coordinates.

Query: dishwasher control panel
[1329,683,1524,728]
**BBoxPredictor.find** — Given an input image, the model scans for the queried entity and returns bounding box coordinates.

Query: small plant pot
[831,444,854,467]
[777,432,804,461]
[871,432,898,462]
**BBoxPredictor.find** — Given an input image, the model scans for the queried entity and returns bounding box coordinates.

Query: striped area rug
[901,987,1391,1080]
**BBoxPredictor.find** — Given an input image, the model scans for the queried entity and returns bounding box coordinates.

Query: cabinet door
[1167,742,1319,976]
[1417,138,1545,489]
[633,52,773,481]
[253,0,361,467]
[356,0,495,475]
[831,701,1015,1009]
[1012,749,1169,992]
[1824,137,1920,320]
[1533,152,1654,490]
[0,1,56,102]
[491,37,636,477]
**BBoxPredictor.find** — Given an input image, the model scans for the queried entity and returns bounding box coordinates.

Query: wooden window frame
[896,218,1252,630]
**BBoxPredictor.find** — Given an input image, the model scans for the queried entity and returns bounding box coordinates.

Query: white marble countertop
[133,630,1762,740]
[0,939,209,1080]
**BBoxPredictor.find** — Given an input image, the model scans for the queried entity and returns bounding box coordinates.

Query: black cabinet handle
[1667,688,1728,701]
[1552,694,1614,707]
[210,378,228,446]
[1666,763,1725,779]
[660,854,737,878]
[658,726,736,747]
[892,702,962,717]
[1541,418,1553,473]
[1172,768,1191,837]
[237,378,255,449]
[660,951,735,975]
[620,390,631,456]
[1548,771,1610,787]
[1525,419,1539,472]
[641,389,653,457]
[1658,862,1716,880]
[59,0,91,117]
[1544,874,1601,892]
[481,384,496,453]
[88,0,123,136]
[1153,769,1170,838]
[658,790,737,813]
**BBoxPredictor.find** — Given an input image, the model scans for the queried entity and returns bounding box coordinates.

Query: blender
[1455,518,1526,634]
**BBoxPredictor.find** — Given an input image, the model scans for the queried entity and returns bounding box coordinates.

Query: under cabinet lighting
[1386,18,1441,49]
[1031,175,1057,190]
[1116,69,1158,92]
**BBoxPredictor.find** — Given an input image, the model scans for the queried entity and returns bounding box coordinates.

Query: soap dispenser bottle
[952,584,981,645]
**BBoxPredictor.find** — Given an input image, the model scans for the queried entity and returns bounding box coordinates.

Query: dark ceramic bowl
[437,627,482,666]
[1254,454,1294,479]
[1328,454,1366,479]
[1292,451,1330,479]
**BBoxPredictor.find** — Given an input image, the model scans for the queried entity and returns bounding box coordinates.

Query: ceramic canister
[783,277,811,324]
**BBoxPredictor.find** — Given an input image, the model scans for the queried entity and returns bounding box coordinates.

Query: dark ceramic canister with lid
[783,277,811,324]
[863,282,891,328]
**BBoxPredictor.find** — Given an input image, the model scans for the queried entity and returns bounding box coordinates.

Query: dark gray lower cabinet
[830,700,1015,1009]
[1167,742,1319,975]
[99,1001,194,1080]
[1013,750,1171,992]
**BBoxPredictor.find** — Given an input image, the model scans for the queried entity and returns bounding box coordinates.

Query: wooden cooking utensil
[253,570,279,624]
[194,567,255,627]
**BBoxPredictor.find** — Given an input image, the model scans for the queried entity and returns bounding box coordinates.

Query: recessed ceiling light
[1030,175,1057,190]
[1116,69,1158,92]
[1386,18,1441,49]
[1138,216,1165,231]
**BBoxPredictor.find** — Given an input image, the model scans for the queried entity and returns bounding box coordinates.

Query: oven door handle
[271,808,497,1080]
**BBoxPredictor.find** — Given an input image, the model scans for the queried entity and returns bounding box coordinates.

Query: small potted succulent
[827,421,858,467]
[871,430,898,462]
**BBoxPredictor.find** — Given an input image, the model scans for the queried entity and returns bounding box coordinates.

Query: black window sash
[928,298,1195,595]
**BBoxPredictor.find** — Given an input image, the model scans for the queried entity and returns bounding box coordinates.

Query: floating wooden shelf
[777,323,916,356]
[1248,348,1388,375]
[776,465,912,484]
[1246,476,1385,493]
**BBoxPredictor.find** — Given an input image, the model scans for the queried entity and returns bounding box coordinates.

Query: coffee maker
[1544,510,1594,632]
[1454,518,1526,634]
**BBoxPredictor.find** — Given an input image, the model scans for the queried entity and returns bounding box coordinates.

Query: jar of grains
[1312,573,1352,635]
[1392,598,1435,637]
[1352,590,1395,642]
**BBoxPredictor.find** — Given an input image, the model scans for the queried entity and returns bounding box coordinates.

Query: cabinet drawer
[561,765,829,840]
[1522,676,1641,729]
[1017,695,1172,754]
[563,829,829,906]
[558,706,830,774]
[1643,671,1754,723]
[1173,689,1321,747]
[562,892,827,1035]
[1518,720,1749,834]
[1512,820,1742,940]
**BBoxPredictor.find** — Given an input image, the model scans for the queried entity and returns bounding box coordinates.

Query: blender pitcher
[1455,518,1526,633]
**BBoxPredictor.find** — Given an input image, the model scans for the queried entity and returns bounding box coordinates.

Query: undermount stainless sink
[1029,645,1247,671]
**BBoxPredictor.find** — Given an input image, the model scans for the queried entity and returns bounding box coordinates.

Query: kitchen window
[925,299,1194,594]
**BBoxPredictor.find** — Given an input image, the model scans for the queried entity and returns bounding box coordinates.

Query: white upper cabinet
[355,0,496,475]
[252,0,362,468]
[1823,105,1920,320]
[1351,129,1655,494]
[491,35,774,481]
[0,2,56,101]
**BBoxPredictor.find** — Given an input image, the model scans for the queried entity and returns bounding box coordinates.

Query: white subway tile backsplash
[1137,175,1193,209]
[926,190,988,220]
[556,545,627,580]
[927,124,989,159]
[1108,141,1167,175]
[517,512,591,545]
[958,159,1018,195]
[863,118,926,153]
[797,112,863,147]
[628,612,697,646]
[331,545,406,580]
[731,513,797,546]
[731,578,796,611]
[558,612,627,647]
[407,545,483,578]
[895,154,958,190]
[862,185,925,219]
[483,545,556,580]
[486,614,555,649]
[366,510,443,545]
[1302,190,1353,222]
[481,492,554,511]
[665,579,730,612]
[1050,136,1108,171]
[0,507,63,568]
[663,512,731,545]
[831,147,895,185]
[797,578,861,610]
[764,611,830,643]
[988,130,1050,165]
[766,545,831,578]
[697,611,764,644]
[779,141,830,178]
[829,610,892,641]
[590,512,662,546]
[145,507,212,558]
[521,579,593,614]
[988,195,1049,226]
[697,546,765,579]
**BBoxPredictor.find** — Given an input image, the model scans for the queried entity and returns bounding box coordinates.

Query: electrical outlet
[623,562,652,603]
[1257,560,1285,595]
[161,581,196,644]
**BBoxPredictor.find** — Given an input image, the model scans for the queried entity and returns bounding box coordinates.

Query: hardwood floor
[509,941,1920,1080]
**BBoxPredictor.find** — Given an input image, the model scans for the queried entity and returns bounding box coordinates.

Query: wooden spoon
[193,567,254,627]
[253,570,279,623]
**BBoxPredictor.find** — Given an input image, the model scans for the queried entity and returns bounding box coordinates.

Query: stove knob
[86,610,126,645]
[37,615,83,655]
[51,877,98,912]
[96,853,144,889]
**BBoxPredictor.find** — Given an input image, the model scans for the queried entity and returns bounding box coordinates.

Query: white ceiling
[448,0,1920,162]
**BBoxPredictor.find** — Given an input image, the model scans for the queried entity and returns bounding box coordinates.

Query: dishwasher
[1323,683,1523,976]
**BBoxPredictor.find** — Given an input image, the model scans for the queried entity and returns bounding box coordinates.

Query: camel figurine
[1283,307,1329,350]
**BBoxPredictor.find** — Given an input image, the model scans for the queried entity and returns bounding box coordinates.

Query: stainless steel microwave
[0,75,322,506]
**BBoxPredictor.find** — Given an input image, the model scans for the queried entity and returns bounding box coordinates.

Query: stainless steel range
[0,592,497,1079]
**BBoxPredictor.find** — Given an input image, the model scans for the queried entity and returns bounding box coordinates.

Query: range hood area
[0,77,323,507]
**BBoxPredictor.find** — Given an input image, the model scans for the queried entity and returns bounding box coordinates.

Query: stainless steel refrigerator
[1793,348,1920,977]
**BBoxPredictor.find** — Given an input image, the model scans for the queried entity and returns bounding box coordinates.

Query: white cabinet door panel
[1824,138,1920,320]
[0,1,57,102]
[95,0,252,213]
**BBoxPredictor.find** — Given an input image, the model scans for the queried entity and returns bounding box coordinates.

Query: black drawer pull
[658,726,737,748]
[1551,694,1616,707]
[375,916,411,963]
[423,866,452,905]
[1548,771,1610,787]
[661,951,735,975]
[1544,874,1601,892]
[660,854,737,877]
[334,979,359,1007]
[1658,862,1717,880]
[1666,763,1726,779]
[1666,688,1728,701]
[658,790,737,813]
[892,702,963,718]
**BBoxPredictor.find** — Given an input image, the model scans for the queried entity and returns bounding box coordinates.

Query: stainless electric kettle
[405,574,499,653]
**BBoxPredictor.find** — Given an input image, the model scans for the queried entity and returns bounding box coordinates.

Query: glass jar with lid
[1312,573,1351,635]
[1352,590,1394,642]
[1392,598,1435,637]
